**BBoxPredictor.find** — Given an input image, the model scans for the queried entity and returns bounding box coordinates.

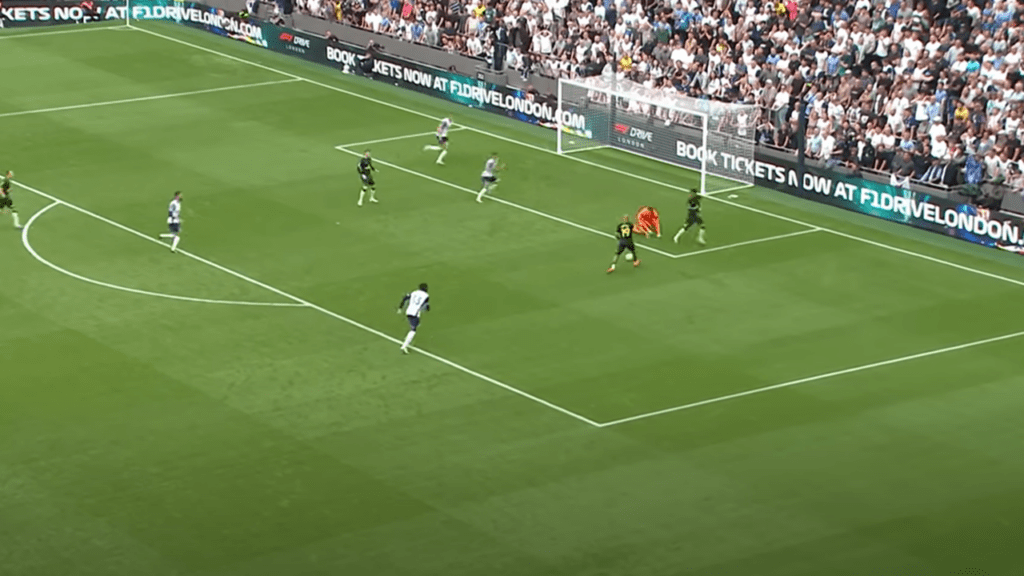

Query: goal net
[556,76,756,195]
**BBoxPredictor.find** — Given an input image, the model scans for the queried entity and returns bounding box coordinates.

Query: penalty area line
[131,25,1024,293]
[0,79,300,119]
[597,328,1024,427]
[22,202,304,308]
[0,23,126,40]
[15,181,601,428]
[334,148,680,259]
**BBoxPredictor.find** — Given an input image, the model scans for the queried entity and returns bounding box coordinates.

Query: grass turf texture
[3,21,1024,576]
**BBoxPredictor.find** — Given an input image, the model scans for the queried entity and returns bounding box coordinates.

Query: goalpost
[556,76,757,196]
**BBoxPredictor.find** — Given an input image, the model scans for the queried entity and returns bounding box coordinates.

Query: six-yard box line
[11,23,1024,429]
[334,130,823,260]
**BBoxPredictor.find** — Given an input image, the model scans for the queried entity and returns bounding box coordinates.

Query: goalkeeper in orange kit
[633,206,661,238]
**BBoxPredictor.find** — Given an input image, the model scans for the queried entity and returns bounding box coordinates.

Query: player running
[357,150,378,206]
[397,282,430,354]
[476,152,504,203]
[673,189,707,245]
[423,117,452,165]
[607,215,640,273]
[1,171,21,229]
[634,205,661,238]
[158,191,183,253]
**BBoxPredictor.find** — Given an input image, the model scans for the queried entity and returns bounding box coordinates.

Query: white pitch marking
[670,228,822,259]
[0,24,124,40]
[0,78,300,119]
[22,202,305,308]
[129,24,1024,292]
[335,147,681,259]
[339,126,467,149]
[597,328,1024,427]
[704,183,755,196]
[15,182,600,428]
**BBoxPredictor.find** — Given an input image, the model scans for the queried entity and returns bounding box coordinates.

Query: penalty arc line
[335,146,681,259]
[0,78,301,119]
[597,328,1024,427]
[129,25,1024,292]
[14,182,601,428]
[22,202,305,308]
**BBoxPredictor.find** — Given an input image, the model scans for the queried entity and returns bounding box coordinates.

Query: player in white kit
[397,283,430,354]
[423,117,452,165]
[158,191,183,253]
[476,153,503,203]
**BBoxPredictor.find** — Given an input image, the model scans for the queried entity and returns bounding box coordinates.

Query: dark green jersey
[616,222,634,239]
[687,195,702,216]
[357,157,376,175]
[0,174,10,192]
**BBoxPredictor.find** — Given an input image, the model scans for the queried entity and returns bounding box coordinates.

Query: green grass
[3,21,1024,576]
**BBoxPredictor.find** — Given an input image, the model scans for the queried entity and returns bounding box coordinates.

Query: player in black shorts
[357,150,378,207]
[607,215,640,273]
[1,170,20,229]
[673,188,707,245]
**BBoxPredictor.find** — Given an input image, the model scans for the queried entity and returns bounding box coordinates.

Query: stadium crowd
[293,0,1024,205]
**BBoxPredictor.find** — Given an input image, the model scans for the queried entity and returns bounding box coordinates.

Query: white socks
[476,184,495,203]
[400,330,416,352]
[359,189,376,205]
[673,227,706,244]
[12,212,20,228]
[423,145,441,151]
[170,235,180,252]
[436,150,447,164]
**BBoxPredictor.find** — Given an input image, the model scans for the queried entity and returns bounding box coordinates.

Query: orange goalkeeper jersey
[636,207,659,224]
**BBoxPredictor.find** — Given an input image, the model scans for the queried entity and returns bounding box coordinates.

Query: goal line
[556,76,756,196]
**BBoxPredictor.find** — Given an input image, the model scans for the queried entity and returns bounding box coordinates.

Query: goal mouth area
[556,76,757,196]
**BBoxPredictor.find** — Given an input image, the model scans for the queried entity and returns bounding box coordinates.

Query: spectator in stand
[806,127,823,160]
[892,150,916,191]
[296,0,1024,199]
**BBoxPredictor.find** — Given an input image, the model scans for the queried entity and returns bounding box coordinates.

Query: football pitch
[3,20,1024,575]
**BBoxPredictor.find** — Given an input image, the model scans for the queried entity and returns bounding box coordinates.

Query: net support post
[556,79,563,154]
[700,112,708,196]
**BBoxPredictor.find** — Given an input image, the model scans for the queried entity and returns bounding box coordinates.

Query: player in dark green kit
[357,150,378,207]
[673,188,707,245]
[0,171,20,229]
[607,215,641,273]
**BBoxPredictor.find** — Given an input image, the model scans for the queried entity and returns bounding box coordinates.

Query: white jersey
[736,111,749,136]
[482,157,498,178]
[404,289,430,317]
[438,118,452,138]
[168,199,181,224]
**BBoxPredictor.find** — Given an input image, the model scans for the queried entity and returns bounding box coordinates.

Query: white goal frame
[555,76,754,196]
